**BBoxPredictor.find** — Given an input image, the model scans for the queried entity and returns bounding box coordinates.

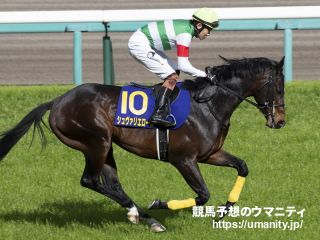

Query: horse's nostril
[277,120,286,128]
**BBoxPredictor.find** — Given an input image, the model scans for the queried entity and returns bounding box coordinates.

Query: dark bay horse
[0,57,285,232]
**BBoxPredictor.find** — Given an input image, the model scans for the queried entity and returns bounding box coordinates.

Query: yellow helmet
[192,8,219,29]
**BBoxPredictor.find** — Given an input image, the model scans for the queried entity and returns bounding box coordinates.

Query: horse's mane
[181,56,276,91]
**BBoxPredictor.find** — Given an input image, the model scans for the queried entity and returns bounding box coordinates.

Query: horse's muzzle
[266,119,286,129]
[276,120,286,128]
[265,111,286,129]
[272,120,286,129]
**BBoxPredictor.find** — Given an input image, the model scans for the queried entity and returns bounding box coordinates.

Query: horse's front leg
[149,158,210,210]
[203,148,249,218]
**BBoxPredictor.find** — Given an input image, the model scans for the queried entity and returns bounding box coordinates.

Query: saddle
[114,82,191,162]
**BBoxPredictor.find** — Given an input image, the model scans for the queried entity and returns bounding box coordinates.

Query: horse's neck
[205,76,252,126]
[207,90,240,127]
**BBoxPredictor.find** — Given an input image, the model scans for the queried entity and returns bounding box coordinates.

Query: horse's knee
[195,190,210,205]
[238,160,249,177]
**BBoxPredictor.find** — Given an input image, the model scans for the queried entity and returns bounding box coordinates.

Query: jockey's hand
[163,73,178,90]
[205,66,216,83]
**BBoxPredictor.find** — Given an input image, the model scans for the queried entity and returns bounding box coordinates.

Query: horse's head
[184,56,286,129]
[252,57,286,129]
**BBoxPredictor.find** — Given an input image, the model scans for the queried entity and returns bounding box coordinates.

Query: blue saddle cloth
[114,82,190,129]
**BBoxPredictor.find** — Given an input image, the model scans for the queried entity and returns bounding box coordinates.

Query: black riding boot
[149,87,175,127]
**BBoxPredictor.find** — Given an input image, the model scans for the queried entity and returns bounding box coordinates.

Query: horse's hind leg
[81,145,166,232]
[80,144,133,208]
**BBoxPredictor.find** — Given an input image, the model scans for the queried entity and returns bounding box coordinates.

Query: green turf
[0,82,319,239]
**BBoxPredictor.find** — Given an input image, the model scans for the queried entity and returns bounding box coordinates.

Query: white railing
[0,6,320,84]
[0,6,319,23]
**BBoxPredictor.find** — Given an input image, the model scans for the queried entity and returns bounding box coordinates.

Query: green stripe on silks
[141,25,155,48]
[157,21,171,50]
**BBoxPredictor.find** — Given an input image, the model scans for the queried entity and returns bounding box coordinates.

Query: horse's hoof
[215,201,236,221]
[150,222,166,233]
[148,199,160,209]
[127,205,139,224]
[127,213,139,224]
[148,199,168,210]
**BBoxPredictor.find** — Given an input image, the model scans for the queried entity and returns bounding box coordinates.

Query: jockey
[128,8,219,127]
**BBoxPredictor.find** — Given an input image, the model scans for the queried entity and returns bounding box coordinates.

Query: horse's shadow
[0,200,179,228]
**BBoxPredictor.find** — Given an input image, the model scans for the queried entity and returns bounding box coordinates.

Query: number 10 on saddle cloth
[114,83,190,130]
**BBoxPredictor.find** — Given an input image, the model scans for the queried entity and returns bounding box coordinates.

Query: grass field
[0,82,319,239]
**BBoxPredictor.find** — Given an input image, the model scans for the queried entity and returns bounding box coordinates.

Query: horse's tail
[0,101,54,161]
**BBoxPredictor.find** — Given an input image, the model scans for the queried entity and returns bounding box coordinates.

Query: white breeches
[128,30,177,80]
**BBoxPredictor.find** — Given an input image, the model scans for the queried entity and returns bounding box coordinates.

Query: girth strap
[156,128,169,162]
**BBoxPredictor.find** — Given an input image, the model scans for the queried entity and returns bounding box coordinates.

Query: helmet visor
[193,15,219,29]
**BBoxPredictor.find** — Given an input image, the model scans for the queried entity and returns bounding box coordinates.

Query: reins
[198,74,262,109]
[195,67,285,111]
[193,65,285,129]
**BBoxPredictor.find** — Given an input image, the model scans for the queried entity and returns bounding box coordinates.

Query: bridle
[195,66,285,127]
[254,68,285,126]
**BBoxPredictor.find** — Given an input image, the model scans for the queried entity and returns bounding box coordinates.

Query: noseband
[196,67,285,126]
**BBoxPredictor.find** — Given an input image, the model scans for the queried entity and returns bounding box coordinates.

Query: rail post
[73,30,83,85]
[284,28,293,82]
[103,23,115,85]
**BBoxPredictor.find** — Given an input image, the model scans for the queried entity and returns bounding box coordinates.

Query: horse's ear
[278,56,285,69]
[205,66,213,75]
[219,55,229,63]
